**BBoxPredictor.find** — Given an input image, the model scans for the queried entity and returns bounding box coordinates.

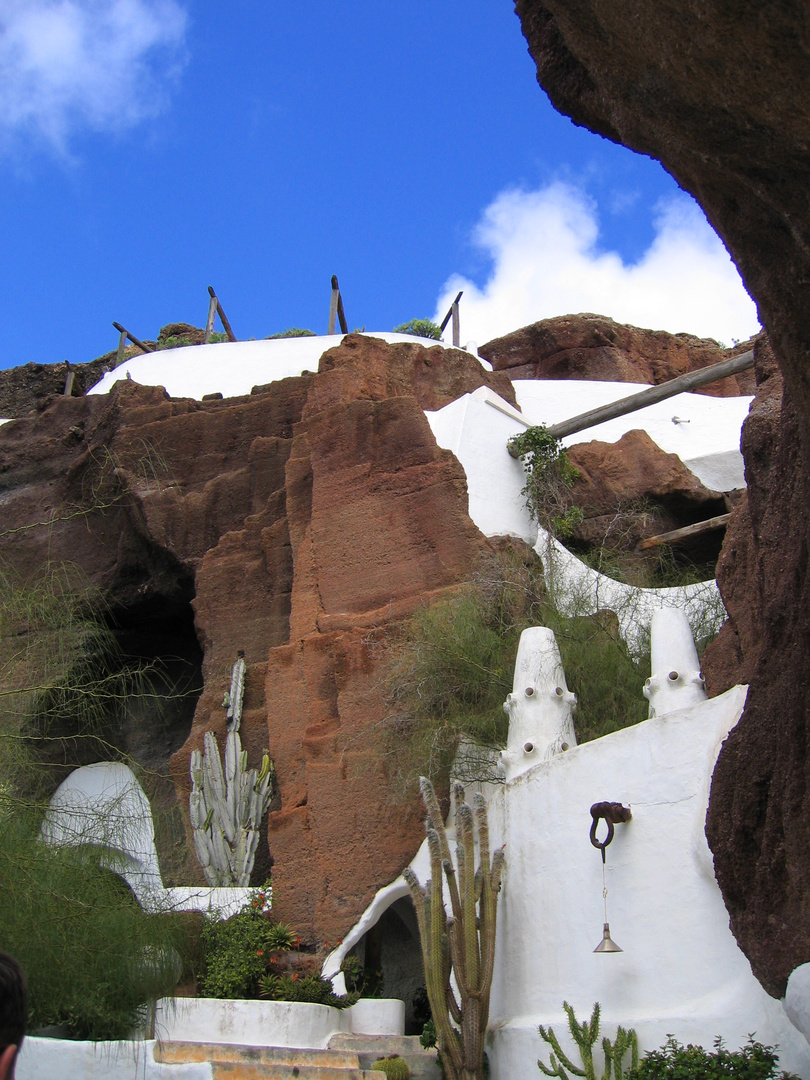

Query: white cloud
[0,0,188,153]
[434,183,760,347]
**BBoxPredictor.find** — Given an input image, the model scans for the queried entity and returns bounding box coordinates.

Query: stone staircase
[328,1034,442,1080]
[153,1041,387,1079]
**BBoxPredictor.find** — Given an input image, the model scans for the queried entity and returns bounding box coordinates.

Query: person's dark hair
[0,954,27,1051]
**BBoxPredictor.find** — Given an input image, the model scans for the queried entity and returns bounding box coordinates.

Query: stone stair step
[327,1034,442,1080]
[155,1043,361,1069]
[210,1064,385,1080]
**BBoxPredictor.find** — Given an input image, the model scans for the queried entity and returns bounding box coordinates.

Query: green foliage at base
[0,816,192,1039]
[199,889,289,999]
[538,1002,638,1080]
[628,1037,800,1080]
[374,1055,411,1080]
[392,318,443,340]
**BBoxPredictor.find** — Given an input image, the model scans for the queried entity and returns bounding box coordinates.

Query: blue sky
[0,1,759,371]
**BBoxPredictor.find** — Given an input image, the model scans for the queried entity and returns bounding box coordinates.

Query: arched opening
[348,896,426,1035]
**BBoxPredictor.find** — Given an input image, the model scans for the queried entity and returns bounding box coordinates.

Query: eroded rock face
[514,0,810,995]
[0,333,506,941]
[481,314,756,396]
[566,429,728,564]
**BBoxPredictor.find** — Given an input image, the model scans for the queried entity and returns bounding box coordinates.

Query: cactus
[538,1002,638,1080]
[404,778,505,1080]
[189,653,275,886]
[374,1056,411,1080]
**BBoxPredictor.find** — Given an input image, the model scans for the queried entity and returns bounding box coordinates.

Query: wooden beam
[336,285,348,335]
[112,321,155,354]
[207,286,237,342]
[451,300,460,347]
[638,513,732,550]
[544,349,755,440]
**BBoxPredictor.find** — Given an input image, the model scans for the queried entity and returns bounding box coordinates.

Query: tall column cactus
[189,653,275,886]
[404,778,505,1080]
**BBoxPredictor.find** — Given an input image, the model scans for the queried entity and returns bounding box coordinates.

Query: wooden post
[328,275,348,334]
[204,292,218,343]
[115,328,128,366]
[112,322,155,355]
[328,276,339,334]
[439,291,464,342]
[63,364,75,397]
[638,513,732,550]
[544,349,755,440]
[207,286,237,342]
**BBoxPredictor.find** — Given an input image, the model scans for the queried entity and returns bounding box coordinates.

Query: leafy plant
[340,953,384,998]
[393,318,443,340]
[158,335,193,350]
[538,1002,638,1080]
[628,1036,799,1080]
[265,328,316,338]
[259,972,356,1009]
[199,886,284,999]
[421,1019,437,1049]
[508,426,582,538]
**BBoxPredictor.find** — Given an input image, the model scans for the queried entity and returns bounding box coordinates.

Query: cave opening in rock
[107,582,204,887]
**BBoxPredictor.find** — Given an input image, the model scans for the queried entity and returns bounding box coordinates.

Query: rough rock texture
[0,333,509,942]
[513,0,810,995]
[702,340,784,697]
[481,314,756,396]
[566,429,728,562]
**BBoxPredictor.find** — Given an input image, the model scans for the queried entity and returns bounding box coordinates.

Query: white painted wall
[86,332,472,401]
[40,762,252,917]
[336,617,810,1079]
[16,1037,212,1080]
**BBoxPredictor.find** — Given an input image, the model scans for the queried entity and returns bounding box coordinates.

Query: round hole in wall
[523,742,535,754]
[668,670,680,682]
[561,742,569,751]
[554,686,564,697]
[524,687,534,697]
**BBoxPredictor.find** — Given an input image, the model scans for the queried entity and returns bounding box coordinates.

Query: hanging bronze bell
[594,922,623,953]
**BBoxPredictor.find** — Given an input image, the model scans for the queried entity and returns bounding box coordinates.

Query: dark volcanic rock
[481,315,756,396]
[514,0,810,994]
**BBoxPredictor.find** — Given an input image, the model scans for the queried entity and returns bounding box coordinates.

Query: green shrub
[392,318,443,340]
[158,335,192,350]
[199,887,288,999]
[265,328,316,339]
[628,1036,800,1080]
[0,817,190,1039]
[384,547,651,793]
